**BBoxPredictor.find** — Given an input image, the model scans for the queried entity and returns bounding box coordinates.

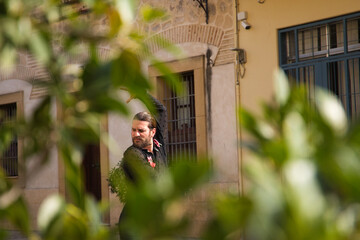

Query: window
[0,103,18,176]
[162,71,197,161]
[0,92,24,184]
[149,56,207,162]
[279,12,360,119]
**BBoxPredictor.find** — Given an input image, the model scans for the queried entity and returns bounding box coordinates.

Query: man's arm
[147,93,167,147]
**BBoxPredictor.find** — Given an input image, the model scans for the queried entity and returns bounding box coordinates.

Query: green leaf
[169,157,212,195]
[141,5,166,22]
[29,31,51,64]
[316,89,347,135]
[107,7,122,37]
[112,50,151,91]
[4,196,30,237]
[0,44,16,70]
[273,69,290,106]
[117,0,137,23]
[37,194,66,237]
[108,162,128,202]
[150,59,183,95]
[202,195,252,240]
[85,196,103,235]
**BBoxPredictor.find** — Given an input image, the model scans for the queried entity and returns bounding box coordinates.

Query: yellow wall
[237,0,360,113]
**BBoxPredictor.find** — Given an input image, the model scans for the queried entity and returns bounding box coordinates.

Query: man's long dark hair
[133,111,156,129]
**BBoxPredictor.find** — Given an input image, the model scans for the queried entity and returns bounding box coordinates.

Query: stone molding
[146,24,235,66]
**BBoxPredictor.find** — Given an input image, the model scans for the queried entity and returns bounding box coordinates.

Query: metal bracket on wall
[193,0,209,24]
[231,48,247,78]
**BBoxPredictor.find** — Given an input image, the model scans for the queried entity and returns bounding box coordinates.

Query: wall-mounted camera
[241,20,251,30]
[237,11,251,30]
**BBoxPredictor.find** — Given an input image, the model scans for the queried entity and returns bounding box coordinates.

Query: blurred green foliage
[229,71,360,240]
[0,0,359,240]
[0,0,181,239]
[118,158,213,239]
[108,70,360,240]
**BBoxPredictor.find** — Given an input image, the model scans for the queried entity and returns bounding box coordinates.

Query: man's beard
[132,136,152,149]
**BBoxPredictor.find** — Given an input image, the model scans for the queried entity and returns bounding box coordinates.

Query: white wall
[0,79,59,189]
[211,63,239,182]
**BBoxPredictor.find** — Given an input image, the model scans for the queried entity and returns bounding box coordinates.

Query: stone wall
[1,0,237,99]
[136,0,236,66]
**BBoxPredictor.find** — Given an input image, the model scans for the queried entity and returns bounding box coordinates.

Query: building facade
[0,0,359,237]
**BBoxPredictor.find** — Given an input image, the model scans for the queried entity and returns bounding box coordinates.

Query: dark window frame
[0,102,18,177]
[163,71,197,162]
[148,55,208,162]
[0,91,24,186]
[279,12,360,119]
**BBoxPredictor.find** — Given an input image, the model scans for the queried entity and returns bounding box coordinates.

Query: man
[118,93,167,239]
[122,93,167,179]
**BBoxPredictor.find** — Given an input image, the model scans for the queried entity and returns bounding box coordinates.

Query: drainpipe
[234,0,243,196]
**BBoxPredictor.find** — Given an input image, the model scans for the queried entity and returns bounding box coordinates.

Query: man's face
[131,120,156,149]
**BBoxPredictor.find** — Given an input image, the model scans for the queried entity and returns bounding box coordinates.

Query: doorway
[82,143,102,201]
[57,103,110,223]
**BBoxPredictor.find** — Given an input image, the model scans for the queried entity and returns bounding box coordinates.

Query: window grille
[279,12,360,119]
[162,71,197,162]
[0,103,18,177]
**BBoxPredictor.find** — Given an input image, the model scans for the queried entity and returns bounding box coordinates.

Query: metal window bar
[162,71,197,162]
[347,58,360,119]
[0,103,18,177]
[280,12,360,67]
[279,12,360,120]
[327,61,347,114]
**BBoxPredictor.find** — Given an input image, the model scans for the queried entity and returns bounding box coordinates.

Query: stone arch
[146,24,236,66]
